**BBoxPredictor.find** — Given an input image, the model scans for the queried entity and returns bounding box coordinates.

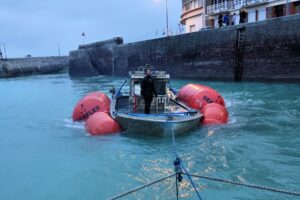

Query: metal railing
[207,0,272,14]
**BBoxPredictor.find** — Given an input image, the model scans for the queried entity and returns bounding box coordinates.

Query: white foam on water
[63,118,85,130]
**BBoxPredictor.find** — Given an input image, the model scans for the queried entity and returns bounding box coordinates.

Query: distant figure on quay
[239,8,247,23]
[218,13,223,27]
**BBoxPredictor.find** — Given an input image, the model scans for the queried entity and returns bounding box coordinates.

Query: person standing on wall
[239,8,247,23]
[232,13,237,25]
[141,69,157,114]
[218,13,223,27]
[224,13,230,26]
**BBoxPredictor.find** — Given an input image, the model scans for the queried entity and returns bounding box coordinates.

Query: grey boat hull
[116,113,202,136]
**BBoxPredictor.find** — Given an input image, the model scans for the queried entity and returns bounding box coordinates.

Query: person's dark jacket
[141,75,157,97]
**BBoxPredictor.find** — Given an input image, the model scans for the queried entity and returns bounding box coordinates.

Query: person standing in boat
[141,69,157,114]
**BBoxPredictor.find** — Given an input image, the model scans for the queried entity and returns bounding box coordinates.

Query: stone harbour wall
[69,14,300,82]
[0,56,69,78]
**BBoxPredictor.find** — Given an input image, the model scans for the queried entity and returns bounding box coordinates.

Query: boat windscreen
[155,80,166,95]
[133,82,141,95]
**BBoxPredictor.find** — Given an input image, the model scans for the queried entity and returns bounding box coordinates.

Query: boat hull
[116,113,202,136]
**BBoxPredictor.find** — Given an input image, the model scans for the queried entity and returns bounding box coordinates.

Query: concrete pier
[0,56,69,78]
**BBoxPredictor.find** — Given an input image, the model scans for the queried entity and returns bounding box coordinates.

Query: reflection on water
[0,74,299,200]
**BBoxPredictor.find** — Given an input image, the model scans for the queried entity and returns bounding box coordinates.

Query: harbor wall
[0,56,69,78]
[69,14,300,82]
[69,38,123,77]
[243,15,300,82]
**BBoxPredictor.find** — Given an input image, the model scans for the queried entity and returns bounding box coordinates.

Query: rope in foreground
[108,172,300,199]
[108,173,176,200]
[108,126,300,199]
[184,173,300,197]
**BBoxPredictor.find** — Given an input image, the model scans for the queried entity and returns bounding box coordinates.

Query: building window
[198,0,202,7]
[293,2,300,14]
[258,8,266,21]
[248,9,256,22]
[183,0,202,12]
[275,4,285,17]
[190,24,196,32]
[185,3,190,11]
[266,7,274,19]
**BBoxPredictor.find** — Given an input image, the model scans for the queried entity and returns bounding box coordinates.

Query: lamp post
[0,44,2,60]
[57,43,61,56]
[165,0,169,36]
[3,43,7,59]
[203,0,206,29]
[82,32,86,44]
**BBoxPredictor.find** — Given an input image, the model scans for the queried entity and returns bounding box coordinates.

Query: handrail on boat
[169,98,190,111]
[125,111,197,117]
[115,78,127,99]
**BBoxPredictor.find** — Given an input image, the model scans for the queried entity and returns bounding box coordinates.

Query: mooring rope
[171,124,182,200]
[184,173,300,197]
[175,174,179,200]
[170,127,202,200]
[170,125,178,158]
[178,159,202,200]
[108,173,176,200]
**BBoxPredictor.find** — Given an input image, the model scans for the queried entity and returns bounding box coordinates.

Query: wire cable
[184,173,300,197]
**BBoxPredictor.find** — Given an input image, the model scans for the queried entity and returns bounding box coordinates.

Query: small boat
[110,67,203,136]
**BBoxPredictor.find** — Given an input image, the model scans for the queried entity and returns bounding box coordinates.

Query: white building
[207,0,300,27]
[181,0,205,32]
[181,0,300,30]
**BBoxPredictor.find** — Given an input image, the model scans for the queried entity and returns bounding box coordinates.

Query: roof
[129,71,170,80]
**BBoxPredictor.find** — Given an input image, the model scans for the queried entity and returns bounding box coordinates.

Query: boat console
[129,70,171,114]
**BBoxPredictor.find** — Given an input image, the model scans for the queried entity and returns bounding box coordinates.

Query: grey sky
[0,0,182,57]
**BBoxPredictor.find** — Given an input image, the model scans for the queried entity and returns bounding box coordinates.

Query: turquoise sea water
[0,74,299,200]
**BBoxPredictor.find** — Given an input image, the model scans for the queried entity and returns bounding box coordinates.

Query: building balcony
[207,0,273,14]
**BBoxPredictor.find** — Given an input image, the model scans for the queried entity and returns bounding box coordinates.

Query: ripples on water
[0,74,299,200]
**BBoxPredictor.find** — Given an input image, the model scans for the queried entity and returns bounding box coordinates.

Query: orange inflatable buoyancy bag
[72,92,111,121]
[177,84,225,112]
[85,112,121,135]
[202,103,229,125]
